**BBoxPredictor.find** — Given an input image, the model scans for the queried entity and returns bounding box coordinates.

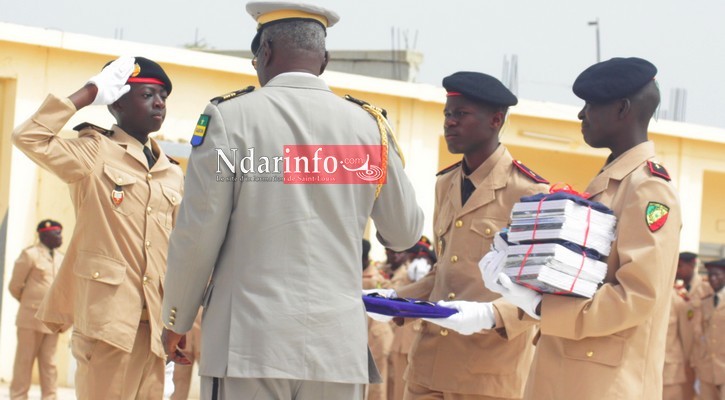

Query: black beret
[573,57,657,103]
[705,259,725,269]
[442,71,517,107]
[37,219,62,232]
[125,57,172,94]
[679,251,698,262]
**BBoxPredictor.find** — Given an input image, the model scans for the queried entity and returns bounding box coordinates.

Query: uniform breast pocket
[160,185,181,229]
[103,164,138,216]
[470,218,505,258]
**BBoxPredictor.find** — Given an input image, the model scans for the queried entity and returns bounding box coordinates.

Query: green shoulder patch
[210,86,255,105]
[645,201,670,232]
[190,114,211,147]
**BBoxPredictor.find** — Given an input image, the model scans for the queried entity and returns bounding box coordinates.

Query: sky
[2,0,725,129]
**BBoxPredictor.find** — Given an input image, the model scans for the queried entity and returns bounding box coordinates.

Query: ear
[490,110,505,129]
[320,50,329,75]
[617,98,631,120]
[262,40,273,68]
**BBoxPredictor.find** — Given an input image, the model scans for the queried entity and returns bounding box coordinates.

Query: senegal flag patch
[190,114,210,147]
[645,202,670,232]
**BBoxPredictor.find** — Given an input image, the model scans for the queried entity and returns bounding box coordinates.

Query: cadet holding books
[485,57,682,399]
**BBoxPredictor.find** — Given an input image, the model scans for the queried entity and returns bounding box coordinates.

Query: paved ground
[0,382,76,399]
[0,378,201,399]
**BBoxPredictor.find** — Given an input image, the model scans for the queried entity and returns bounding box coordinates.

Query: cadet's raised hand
[497,273,542,320]
[423,300,495,335]
[87,56,135,105]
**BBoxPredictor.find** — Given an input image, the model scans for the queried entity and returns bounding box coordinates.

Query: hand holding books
[480,185,617,299]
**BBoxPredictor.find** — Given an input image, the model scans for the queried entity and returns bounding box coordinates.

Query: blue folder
[363,294,458,318]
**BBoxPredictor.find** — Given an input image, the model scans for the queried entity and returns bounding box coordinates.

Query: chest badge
[111,185,124,206]
[645,202,669,232]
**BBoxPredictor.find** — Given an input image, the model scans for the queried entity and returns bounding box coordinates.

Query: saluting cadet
[385,71,549,400]
[489,57,682,399]
[693,259,725,400]
[8,220,64,400]
[12,56,184,399]
[161,2,424,399]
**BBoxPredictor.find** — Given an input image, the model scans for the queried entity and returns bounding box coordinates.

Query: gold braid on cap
[344,95,406,199]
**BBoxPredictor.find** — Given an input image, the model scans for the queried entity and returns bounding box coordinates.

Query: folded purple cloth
[363,294,458,318]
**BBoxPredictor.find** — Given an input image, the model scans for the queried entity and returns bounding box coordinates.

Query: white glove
[422,301,495,335]
[497,273,542,320]
[479,232,509,294]
[87,56,135,105]
[366,312,393,323]
[362,288,397,298]
[407,258,431,282]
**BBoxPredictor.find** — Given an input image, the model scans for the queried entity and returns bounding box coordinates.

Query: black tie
[715,294,720,308]
[143,146,156,169]
[462,177,475,206]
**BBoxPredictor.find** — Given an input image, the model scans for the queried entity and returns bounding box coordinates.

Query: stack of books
[502,192,617,298]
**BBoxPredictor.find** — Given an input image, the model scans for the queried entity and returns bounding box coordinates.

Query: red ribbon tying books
[515,184,592,295]
[549,182,591,199]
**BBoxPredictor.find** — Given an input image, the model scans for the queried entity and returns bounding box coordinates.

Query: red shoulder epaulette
[647,161,671,181]
[72,122,113,136]
[513,160,549,184]
[436,161,462,176]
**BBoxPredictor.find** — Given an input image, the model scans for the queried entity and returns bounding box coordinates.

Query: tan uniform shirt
[663,286,697,385]
[397,145,548,397]
[9,243,64,333]
[528,141,682,399]
[12,94,184,358]
[694,286,725,385]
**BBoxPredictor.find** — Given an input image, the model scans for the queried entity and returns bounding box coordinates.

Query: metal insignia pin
[111,184,124,206]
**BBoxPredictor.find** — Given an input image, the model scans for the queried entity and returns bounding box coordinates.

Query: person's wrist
[68,84,98,109]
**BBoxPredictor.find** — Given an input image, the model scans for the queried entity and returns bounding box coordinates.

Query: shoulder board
[72,122,113,136]
[344,94,388,119]
[436,161,462,176]
[166,155,180,165]
[210,86,255,105]
[512,160,549,184]
[647,160,671,181]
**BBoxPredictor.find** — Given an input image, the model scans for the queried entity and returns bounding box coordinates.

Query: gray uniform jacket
[162,72,424,384]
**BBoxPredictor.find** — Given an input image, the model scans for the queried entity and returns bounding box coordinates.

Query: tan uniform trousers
[403,381,517,400]
[367,320,393,400]
[71,322,164,400]
[388,351,408,400]
[10,328,59,400]
[700,382,725,400]
[200,377,364,400]
[663,382,695,400]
